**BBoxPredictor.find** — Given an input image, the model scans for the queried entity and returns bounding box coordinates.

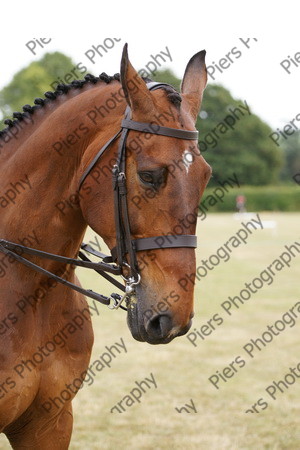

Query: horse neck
[0,83,125,264]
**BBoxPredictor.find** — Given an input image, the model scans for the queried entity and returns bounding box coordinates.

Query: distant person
[236,194,246,213]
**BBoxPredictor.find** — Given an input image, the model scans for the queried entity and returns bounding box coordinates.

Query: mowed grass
[0,213,299,449]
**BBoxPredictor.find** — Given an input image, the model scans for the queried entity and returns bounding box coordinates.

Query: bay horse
[0,44,211,448]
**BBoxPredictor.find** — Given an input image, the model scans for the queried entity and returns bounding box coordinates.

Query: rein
[0,82,199,312]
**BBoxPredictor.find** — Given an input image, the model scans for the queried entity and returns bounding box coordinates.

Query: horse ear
[120,43,155,117]
[181,50,207,123]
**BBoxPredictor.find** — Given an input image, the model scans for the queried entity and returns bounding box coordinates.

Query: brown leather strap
[134,234,197,251]
[80,242,110,261]
[0,240,121,275]
[121,118,198,140]
[118,172,139,278]
[79,249,125,293]
[79,129,122,190]
[110,234,197,262]
[112,166,125,267]
[0,241,112,305]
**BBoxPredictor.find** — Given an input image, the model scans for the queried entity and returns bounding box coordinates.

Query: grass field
[0,212,299,449]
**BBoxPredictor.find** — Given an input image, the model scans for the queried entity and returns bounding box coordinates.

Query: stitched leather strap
[0,241,112,305]
[79,129,122,190]
[79,249,125,293]
[0,240,121,275]
[110,234,197,262]
[80,242,110,261]
[121,118,198,140]
[134,234,197,251]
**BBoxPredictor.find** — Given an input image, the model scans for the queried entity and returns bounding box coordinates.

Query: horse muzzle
[126,288,193,345]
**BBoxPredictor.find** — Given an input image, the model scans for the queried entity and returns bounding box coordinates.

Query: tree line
[0,52,298,186]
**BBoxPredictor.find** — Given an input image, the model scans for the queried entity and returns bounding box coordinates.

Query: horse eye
[139,172,154,185]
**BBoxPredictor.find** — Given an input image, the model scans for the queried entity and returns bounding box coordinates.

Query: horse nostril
[146,314,173,339]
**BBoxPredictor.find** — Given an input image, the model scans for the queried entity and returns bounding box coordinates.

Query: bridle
[0,82,199,311]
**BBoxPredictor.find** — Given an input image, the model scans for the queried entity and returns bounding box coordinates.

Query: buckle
[108,273,141,310]
[108,293,126,310]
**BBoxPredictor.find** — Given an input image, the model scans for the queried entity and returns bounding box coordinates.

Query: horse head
[79,45,211,344]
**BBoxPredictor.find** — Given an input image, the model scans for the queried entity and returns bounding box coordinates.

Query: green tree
[152,69,283,186]
[0,52,76,127]
[0,56,285,186]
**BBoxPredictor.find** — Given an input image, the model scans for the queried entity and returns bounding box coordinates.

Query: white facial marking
[182,149,194,174]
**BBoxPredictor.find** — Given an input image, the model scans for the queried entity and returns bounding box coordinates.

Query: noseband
[0,82,199,311]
